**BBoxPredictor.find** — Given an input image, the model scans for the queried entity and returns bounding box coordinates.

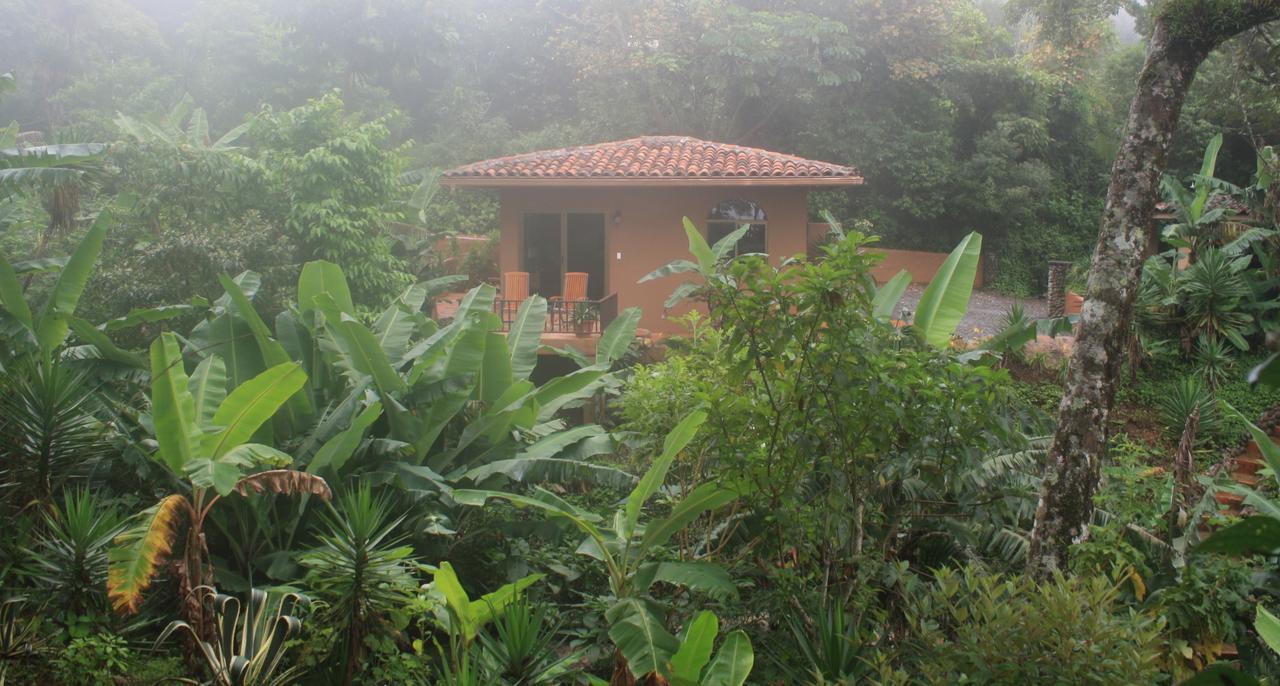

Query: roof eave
[441,176,864,189]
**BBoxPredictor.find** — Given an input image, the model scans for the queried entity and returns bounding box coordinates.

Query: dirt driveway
[895,285,1048,341]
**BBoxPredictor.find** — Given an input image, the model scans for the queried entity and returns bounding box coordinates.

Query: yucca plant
[1157,376,1221,440]
[1193,334,1234,390]
[477,593,581,686]
[431,562,546,685]
[1178,248,1254,351]
[24,488,123,616]
[0,361,111,501]
[783,604,877,684]
[0,597,48,685]
[158,589,309,686]
[299,486,418,686]
[107,333,330,640]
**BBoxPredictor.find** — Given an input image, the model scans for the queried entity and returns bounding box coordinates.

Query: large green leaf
[217,272,312,424]
[913,232,982,348]
[434,562,478,640]
[149,333,203,473]
[703,630,753,686]
[639,259,701,284]
[533,366,609,421]
[683,217,715,273]
[307,403,382,475]
[207,362,307,458]
[36,206,112,351]
[871,270,911,320]
[506,296,547,381]
[469,573,544,629]
[1258,605,1280,656]
[646,561,737,601]
[479,331,513,405]
[596,307,641,366]
[668,611,717,684]
[0,251,33,330]
[432,561,543,642]
[710,224,751,262]
[298,260,354,316]
[101,304,200,332]
[67,317,145,368]
[453,488,607,548]
[373,282,428,360]
[607,597,679,680]
[189,355,228,426]
[640,483,739,555]
[1197,516,1280,555]
[416,323,488,461]
[334,318,408,394]
[625,411,708,539]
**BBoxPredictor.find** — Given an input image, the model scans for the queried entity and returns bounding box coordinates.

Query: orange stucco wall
[497,186,811,334]
[806,223,985,287]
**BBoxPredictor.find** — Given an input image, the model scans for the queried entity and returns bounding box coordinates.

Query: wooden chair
[560,272,589,302]
[500,271,529,324]
[551,272,589,330]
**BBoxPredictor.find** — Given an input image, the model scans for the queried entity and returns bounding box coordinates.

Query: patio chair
[550,272,589,330]
[500,271,529,323]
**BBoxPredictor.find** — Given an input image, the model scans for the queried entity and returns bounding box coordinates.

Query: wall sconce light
[612,210,622,226]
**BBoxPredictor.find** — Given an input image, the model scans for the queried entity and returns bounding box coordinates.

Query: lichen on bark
[1026,1,1280,577]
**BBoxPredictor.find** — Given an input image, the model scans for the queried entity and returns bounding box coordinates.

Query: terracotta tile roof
[441,136,862,186]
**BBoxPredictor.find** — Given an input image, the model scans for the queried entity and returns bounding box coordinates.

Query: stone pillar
[1047,260,1071,318]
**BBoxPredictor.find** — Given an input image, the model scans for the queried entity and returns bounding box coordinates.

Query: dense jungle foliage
[2,1,1280,684]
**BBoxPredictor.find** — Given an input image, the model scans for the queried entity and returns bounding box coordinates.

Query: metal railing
[494,293,619,334]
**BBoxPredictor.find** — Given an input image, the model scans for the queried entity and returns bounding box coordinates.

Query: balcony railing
[494,293,619,335]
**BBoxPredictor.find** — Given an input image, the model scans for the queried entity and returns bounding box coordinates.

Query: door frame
[519,210,609,298]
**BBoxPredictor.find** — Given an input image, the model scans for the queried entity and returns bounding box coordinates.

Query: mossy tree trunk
[1026,1,1280,577]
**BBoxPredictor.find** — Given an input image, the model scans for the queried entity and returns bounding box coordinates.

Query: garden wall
[806,223,985,287]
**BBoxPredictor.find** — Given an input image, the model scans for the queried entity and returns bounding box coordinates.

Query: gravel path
[895,285,1047,341]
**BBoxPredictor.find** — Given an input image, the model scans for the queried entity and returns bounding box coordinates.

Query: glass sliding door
[522,213,562,297]
[566,213,606,299]
[521,212,607,300]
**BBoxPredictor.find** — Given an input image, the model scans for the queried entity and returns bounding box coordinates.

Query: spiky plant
[107,333,329,640]
[478,593,579,686]
[0,361,110,501]
[299,486,418,686]
[24,488,123,616]
[158,589,309,686]
[1194,334,1234,390]
[1158,377,1221,440]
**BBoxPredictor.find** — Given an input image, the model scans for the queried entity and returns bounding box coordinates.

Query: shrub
[897,565,1165,685]
[52,633,132,686]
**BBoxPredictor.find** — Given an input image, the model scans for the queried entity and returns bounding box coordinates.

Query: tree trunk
[1025,4,1280,577]
[1027,27,1206,575]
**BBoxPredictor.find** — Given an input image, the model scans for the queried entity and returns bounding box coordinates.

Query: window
[707,199,766,256]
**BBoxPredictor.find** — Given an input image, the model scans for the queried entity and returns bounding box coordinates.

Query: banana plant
[181,261,634,585]
[639,218,751,309]
[455,411,744,684]
[431,561,548,683]
[107,332,330,640]
[1189,405,1280,686]
[1160,133,1232,260]
[0,204,114,366]
[644,214,982,349]
[158,589,310,686]
[115,94,250,152]
[664,611,754,686]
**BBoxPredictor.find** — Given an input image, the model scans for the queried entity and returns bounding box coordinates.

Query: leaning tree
[1022,0,1280,576]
